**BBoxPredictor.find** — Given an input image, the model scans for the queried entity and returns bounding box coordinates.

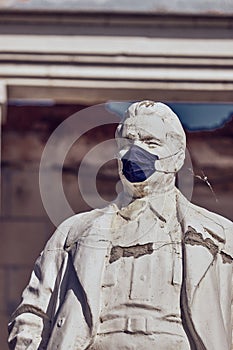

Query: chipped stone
[184,226,219,257]
[203,227,225,244]
[109,243,153,263]
[220,251,233,264]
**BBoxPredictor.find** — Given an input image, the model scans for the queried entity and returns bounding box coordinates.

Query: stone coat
[8,190,233,350]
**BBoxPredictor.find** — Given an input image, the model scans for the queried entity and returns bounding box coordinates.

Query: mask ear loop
[158,148,183,160]
[115,148,183,160]
[155,169,177,174]
[155,149,184,174]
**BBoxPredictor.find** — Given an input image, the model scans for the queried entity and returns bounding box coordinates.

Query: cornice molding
[0,11,232,103]
[0,10,232,36]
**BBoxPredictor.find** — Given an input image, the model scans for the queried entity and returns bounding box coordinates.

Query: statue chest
[92,206,190,348]
[97,224,188,346]
[100,237,182,316]
[101,210,183,309]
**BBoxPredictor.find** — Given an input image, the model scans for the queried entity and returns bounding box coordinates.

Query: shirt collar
[117,188,177,222]
[117,197,148,221]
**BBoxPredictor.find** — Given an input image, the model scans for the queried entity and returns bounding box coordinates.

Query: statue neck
[119,174,178,218]
[122,173,176,199]
[147,187,178,222]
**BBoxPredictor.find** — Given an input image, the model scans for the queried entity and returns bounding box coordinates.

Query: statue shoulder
[64,206,115,252]
[44,209,99,252]
[187,200,233,254]
[188,201,232,230]
[177,190,233,253]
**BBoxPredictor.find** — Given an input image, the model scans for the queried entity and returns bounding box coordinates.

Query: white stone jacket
[8,190,233,350]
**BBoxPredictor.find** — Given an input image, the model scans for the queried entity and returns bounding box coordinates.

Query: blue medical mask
[121,145,159,183]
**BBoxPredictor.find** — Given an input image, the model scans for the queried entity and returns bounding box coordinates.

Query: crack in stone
[109,243,153,264]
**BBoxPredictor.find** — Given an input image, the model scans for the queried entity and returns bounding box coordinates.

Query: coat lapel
[176,190,225,305]
[182,223,216,305]
[72,205,116,334]
[177,192,230,349]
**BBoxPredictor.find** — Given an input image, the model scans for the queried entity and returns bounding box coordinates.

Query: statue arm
[232,252,233,350]
[224,224,233,350]
[231,255,233,350]
[7,216,79,350]
[232,283,233,350]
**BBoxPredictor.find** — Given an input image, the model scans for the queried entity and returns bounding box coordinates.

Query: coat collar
[116,188,177,222]
[176,189,226,245]
[117,197,148,221]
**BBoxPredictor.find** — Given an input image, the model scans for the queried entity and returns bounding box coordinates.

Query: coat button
[57,318,64,327]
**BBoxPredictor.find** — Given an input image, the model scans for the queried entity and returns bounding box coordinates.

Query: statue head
[116,101,186,198]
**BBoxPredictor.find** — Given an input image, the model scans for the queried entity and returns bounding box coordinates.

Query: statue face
[116,102,186,197]
[118,114,172,159]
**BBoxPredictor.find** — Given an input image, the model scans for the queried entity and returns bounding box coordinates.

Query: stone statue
[8,101,233,350]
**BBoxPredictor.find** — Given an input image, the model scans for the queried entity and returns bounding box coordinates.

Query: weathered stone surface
[109,243,154,263]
